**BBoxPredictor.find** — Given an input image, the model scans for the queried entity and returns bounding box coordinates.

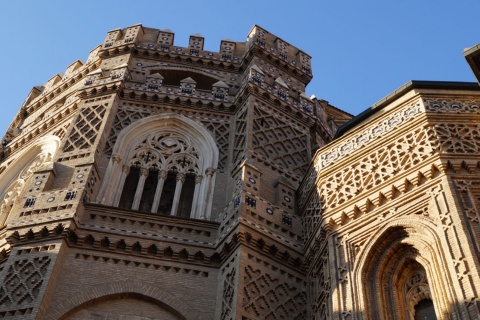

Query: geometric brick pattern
[243,265,306,320]
[252,104,309,180]
[63,105,106,152]
[200,119,230,171]
[302,191,322,246]
[0,256,51,310]
[308,247,330,320]
[220,267,236,320]
[232,105,248,170]
[430,123,480,153]
[104,106,151,155]
[319,126,433,209]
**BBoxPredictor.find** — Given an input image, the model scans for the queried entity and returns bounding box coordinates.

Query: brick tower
[0,24,350,319]
[3,23,479,320]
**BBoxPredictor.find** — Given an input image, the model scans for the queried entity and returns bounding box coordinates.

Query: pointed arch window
[98,114,218,220]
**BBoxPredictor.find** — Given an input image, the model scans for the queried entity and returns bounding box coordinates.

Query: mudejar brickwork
[0,24,479,319]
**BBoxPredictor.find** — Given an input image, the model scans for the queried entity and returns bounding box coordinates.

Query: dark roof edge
[334,80,480,138]
[463,43,480,57]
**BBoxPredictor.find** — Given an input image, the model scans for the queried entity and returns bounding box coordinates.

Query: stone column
[113,165,130,206]
[170,172,185,216]
[132,167,149,210]
[190,174,203,219]
[100,153,122,205]
[199,168,215,219]
[151,170,167,213]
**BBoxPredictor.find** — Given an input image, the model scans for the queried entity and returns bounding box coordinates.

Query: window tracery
[98,113,218,220]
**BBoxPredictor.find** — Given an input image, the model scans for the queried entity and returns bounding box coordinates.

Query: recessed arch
[0,134,60,227]
[98,113,218,219]
[55,281,190,320]
[353,218,453,319]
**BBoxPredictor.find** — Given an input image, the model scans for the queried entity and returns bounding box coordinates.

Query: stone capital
[176,172,186,183]
[195,175,203,184]
[140,167,150,177]
[112,153,122,163]
[122,165,130,175]
[158,170,167,180]
[205,168,216,176]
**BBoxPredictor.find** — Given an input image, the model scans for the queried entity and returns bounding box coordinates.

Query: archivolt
[352,217,451,319]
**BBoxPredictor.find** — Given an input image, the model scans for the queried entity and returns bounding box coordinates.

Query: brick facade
[0,24,479,319]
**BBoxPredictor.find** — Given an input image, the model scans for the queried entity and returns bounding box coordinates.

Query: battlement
[100,24,312,76]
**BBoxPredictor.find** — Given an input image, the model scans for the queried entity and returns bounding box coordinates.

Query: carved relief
[424,98,480,113]
[128,132,200,174]
[106,105,231,169]
[319,127,433,209]
[316,100,422,170]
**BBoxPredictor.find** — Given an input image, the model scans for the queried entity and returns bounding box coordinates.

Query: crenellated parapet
[246,25,312,79]
[98,24,312,83]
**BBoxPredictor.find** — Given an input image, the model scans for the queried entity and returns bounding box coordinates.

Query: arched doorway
[356,225,441,319]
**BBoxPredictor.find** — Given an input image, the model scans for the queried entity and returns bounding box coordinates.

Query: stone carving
[316,100,422,170]
[128,132,200,175]
[424,98,480,113]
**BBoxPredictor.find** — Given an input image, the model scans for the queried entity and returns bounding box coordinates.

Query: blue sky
[1,1,479,136]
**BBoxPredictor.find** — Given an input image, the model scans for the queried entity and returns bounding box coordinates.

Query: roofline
[334,80,480,138]
[464,43,480,83]
[463,43,480,57]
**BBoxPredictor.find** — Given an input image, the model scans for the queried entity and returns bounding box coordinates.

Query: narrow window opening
[177,173,196,218]
[158,171,176,214]
[139,169,158,212]
[119,166,140,209]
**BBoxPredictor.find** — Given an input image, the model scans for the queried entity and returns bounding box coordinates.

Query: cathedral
[0,24,479,319]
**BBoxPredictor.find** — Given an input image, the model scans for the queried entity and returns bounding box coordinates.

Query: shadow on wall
[60,292,186,320]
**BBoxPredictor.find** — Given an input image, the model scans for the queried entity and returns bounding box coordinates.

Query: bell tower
[0,24,349,319]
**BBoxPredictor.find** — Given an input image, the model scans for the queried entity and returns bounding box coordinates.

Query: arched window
[0,135,60,227]
[97,114,218,220]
